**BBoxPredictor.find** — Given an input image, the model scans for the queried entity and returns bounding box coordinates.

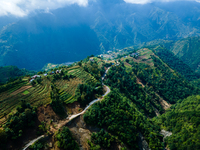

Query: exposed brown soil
[11,86,32,95]
[135,77,171,111]
[37,105,61,124]
[131,56,154,66]
[156,93,171,110]
[136,78,145,88]
[67,115,99,149]
[68,70,75,73]
[124,62,132,67]
[66,101,82,115]
[66,115,122,150]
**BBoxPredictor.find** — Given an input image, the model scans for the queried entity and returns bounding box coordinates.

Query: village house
[131,53,139,57]
[29,75,41,83]
[50,71,55,75]
[89,58,94,62]
[56,70,60,74]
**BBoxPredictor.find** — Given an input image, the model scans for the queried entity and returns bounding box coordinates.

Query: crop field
[0,65,98,125]
[58,67,98,104]
[127,48,154,66]
[0,79,53,124]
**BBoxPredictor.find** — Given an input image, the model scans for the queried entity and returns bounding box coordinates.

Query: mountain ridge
[1,1,200,70]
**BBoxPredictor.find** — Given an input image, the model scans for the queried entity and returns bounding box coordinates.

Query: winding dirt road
[22,67,111,150]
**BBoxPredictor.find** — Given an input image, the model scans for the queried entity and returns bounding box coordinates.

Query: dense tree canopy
[152,46,200,81]
[154,95,200,150]
[84,90,163,150]
[129,56,200,104]
[55,127,79,150]
[2,100,37,145]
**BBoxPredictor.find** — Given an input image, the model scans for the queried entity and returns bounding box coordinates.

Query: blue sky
[0,0,199,17]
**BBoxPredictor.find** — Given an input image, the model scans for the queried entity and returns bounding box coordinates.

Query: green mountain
[0,46,200,149]
[155,95,200,150]
[1,1,200,70]
[169,37,200,73]
[0,66,35,84]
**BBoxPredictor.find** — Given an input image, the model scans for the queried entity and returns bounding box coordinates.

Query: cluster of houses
[29,69,62,83]
[47,69,62,75]
[131,52,139,57]
[89,58,94,62]
[29,75,41,83]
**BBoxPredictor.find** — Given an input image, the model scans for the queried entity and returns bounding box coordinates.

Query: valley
[1,46,200,150]
[1,1,200,150]
[1,1,200,70]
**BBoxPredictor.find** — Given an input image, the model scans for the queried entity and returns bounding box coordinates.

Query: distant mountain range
[1,0,200,70]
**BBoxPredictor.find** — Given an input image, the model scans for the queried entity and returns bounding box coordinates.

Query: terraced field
[0,79,52,124]
[0,65,99,125]
[58,67,98,104]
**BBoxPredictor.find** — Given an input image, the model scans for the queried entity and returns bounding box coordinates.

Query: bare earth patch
[124,62,132,67]
[11,86,32,95]
[68,70,75,73]
[136,78,145,88]
[37,105,61,125]
[66,101,82,115]
[156,93,171,110]
[135,77,171,111]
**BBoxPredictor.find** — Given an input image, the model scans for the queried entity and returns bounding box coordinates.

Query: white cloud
[0,0,199,17]
[124,0,200,4]
[0,0,89,17]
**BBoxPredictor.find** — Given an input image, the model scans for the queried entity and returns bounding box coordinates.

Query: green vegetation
[84,90,163,150]
[29,140,46,150]
[0,100,37,148]
[155,95,200,150]
[75,84,95,107]
[0,64,100,124]
[105,64,163,117]
[50,84,65,117]
[0,66,36,84]
[169,37,200,73]
[83,61,102,80]
[0,78,24,94]
[23,90,30,95]
[1,48,200,150]
[55,127,79,150]
[130,55,200,104]
[90,129,115,149]
[152,45,200,81]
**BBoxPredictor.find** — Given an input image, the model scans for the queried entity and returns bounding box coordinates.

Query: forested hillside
[155,95,200,150]
[169,37,200,73]
[152,46,200,81]
[0,66,35,84]
[83,47,200,149]
[84,90,163,150]
[146,37,200,74]
[1,47,200,150]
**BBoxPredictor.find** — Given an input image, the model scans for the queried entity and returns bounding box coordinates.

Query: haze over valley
[1,0,200,70]
[1,1,200,150]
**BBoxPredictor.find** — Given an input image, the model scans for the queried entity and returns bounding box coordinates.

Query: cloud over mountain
[124,0,200,4]
[0,0,200,17]
[0,0,90,17]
